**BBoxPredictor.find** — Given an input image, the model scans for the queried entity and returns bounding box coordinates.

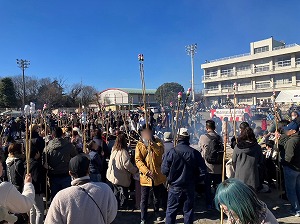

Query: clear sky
[0,0,299,92]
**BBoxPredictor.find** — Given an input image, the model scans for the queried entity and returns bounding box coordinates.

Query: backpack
[204,134,224,164]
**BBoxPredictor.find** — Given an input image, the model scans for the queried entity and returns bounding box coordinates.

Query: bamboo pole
[220,121,228,224]
[174,92,182,147]
[25,117,30,175]
[179,88,192,129]
[273,91,282,195]
[170,102,174,134]
[43,110,49,211]
[233,83,237,143]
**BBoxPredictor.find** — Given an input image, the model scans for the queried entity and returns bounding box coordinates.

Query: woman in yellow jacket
[135,124,167,224]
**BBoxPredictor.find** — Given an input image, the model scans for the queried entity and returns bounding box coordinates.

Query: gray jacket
[232,141,263,190]
[198,132,222,174]
[44,138,78,176]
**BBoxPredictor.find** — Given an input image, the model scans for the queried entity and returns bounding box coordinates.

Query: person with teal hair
[215,179,278,224]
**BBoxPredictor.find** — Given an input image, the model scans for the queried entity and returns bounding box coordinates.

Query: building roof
[118,88,157,94]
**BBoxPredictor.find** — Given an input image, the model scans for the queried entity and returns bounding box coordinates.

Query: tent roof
[275,90,300,103]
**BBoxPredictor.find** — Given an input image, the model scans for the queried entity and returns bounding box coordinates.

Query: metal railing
[255,83,270,89]
[208,52,250,63]
[255,65,270,73]
[273,43,299,51]
[221,69,234,77]
[276,59,291,67]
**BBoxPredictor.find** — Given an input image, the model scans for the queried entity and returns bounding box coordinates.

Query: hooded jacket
[232,141,263,190]
[6,157,25,192]
[44,138,78,176]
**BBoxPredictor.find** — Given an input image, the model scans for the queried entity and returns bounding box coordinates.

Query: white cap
[178,128,189,137]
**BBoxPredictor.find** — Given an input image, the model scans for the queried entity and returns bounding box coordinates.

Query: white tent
[275,90,300,103]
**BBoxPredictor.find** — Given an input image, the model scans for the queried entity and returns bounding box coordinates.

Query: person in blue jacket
[161,128,206,224]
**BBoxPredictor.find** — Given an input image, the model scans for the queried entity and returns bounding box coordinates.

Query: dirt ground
[113,189,299,224]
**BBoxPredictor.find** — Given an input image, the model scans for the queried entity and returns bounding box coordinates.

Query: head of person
[238,127,256,143]
[8,143,22,157]
[239,122,250,135]
[177,128,190,143]
[206,120,216,132]
[29,124,39,134]
[87,140,99,152]
[52,127,63,139]
[69,155,90,179]
[283,121,299,136]
[140,124,153,141]
[30,146,40,160]
[278,120,290,133]
[163,132,173,143]
[94,129,102,139]
[265,140,274,150]
[215,178,264,224]
[113,133,127,151]
[291,111,299,121]
[72,130,79,137]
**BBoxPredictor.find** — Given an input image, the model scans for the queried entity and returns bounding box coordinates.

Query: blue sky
[0,0,299,92]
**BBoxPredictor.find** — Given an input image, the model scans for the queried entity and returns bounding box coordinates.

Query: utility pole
[16,59,30,108]
[186,44,197,102]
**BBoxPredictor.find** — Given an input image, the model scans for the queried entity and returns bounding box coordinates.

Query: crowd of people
[0,106,299,224]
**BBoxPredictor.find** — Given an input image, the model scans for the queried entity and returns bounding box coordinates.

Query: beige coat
[0,182,35,224]
[135,138,166,187]
[106,149,138,187]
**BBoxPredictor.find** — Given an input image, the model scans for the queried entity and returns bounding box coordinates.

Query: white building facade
[201,37,300,106]
[97,88,156,110]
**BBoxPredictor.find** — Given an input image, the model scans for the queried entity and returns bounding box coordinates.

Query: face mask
[291,116,296,120]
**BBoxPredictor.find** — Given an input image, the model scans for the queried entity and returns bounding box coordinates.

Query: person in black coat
[5,143,25,192]
[26,145,46,224]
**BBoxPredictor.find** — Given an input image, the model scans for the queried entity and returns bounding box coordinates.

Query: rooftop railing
[208,53,250,63]
[273,43,299,51]
[205,43,299,64]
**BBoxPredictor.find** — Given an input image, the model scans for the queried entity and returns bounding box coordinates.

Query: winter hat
[69,155,90,178]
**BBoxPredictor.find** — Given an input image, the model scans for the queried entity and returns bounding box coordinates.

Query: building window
[254,65,269,73]
[254,46,269,54]
[276,57,291,67]
[221,68,234,77]
[236,65,251,72]
[255,82,270,89]
[238,98,253,103]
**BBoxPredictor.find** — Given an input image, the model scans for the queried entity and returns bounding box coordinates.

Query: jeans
[140,184,167,221]
[205,173,222,207]
[49,176,71,199]
[166,187,194,224]
[90,173,101,182]
[283,166,300,212]
[30,194,44,224]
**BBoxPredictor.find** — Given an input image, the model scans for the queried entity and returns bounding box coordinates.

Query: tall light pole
[186,43,197,102]
[16,59,30,108]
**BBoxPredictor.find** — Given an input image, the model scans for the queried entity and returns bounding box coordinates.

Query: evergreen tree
[0,77,17,108]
